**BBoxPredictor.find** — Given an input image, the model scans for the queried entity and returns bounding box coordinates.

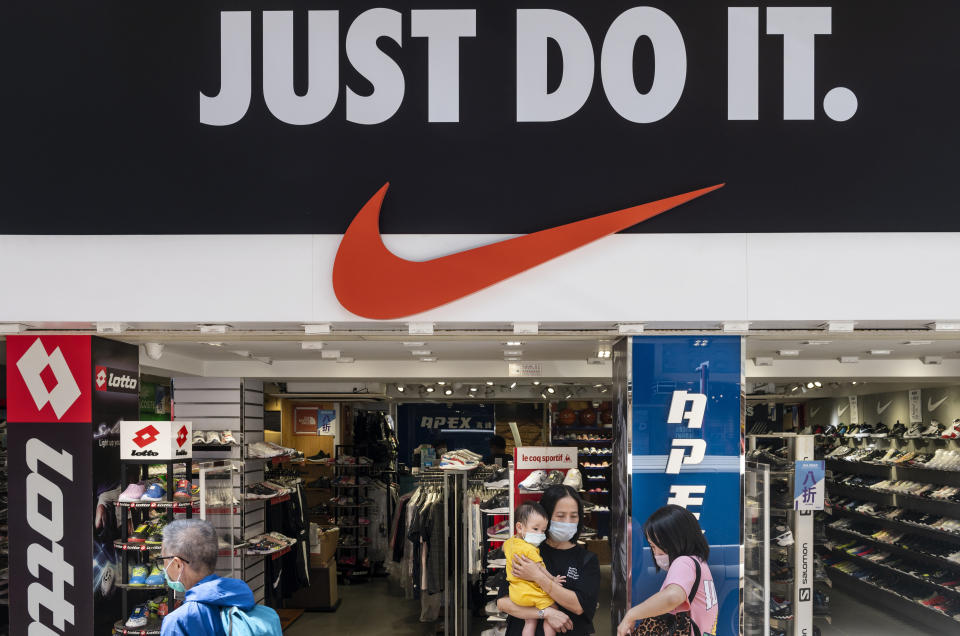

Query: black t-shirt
[498,543,601,636]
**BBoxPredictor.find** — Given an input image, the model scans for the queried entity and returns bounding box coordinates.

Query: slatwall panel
[241,380,267,602]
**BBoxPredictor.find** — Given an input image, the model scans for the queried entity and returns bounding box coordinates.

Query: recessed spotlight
[790,385,799,392]
[444,388,454,396]
[813,381,822,388]
[486,381,495,386]
[594,384,604,388]
[599,386,609,393]
[540,391,548,399]
[469,387,478,392]
[806,382,815,389]
[546,386,556,394]
[509,381,517,389]
[396,384,405,393]
[504,341,524,346]
[425,386,435,393]
[533,381,541,386]
[565,392,573,399]
[851,381,858,385]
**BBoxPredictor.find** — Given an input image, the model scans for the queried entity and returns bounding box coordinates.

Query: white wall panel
[173,378,242,390]
[172,403,241,418]
[173,389,241,404]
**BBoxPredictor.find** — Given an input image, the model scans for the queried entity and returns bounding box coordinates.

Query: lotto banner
[6,335,139,636]
[629,336,742,636]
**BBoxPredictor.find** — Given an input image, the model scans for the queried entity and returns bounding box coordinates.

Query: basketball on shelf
[601,410,613,425]
[599,401,612,412]
[580,409,597,426]
[559,409,577,426]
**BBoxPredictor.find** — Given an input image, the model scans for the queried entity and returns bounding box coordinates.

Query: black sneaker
[890,421,907,437]
[480,493,509,512]
[307,450,330,463]
[871,423,889,438]
[487,547,505,560]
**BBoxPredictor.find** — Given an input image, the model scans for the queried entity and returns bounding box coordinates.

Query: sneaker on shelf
[129,522,154,543]
[774,526,795,547]
[219,430,239,446]
[118,482,147,502]
[943,420,960,440]
[140,481,166,501]
[203,430,222,445]
[307,450,330,463]
[125,604,149,628]
[173,479,193,502]
[922,420,945,437]
[144,565,165,586]
[129,564,150,586]
[486,519,510,537]
[192,430,206,445]
[903,422,924,439]
[480,493,510,513]
[518,470,547,492]
[146,519,167,545]
[562,469,583,490]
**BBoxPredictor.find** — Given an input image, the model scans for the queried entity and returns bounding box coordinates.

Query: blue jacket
[160,574,255,636]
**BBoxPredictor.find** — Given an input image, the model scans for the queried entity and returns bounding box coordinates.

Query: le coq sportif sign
[203,6,853,126]
[4,1,959,234]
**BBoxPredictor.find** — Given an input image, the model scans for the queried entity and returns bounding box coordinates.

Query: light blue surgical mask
[523,532,546,547]
[548,521,578,542]
[164,560,186,593]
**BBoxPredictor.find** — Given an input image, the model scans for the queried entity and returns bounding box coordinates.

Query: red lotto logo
[133,425,160,448]
[176,426,188,448]
[7,335,91,422]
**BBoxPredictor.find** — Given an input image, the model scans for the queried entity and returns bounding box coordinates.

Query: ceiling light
[777,350,800,357]
[143,343,164,361]
[321,350,341,359]
[437,381,446,385]
[469,387,478,392]
[0,323,27,334]
[617,323,645,334]
[97,322,129,334]
[806,382,815,389]
[509,381,517,389]
[931,322,960,332]
[594,384,605,389]
[721,321,750,333]
[790,385,799,392]
[444,388,453,396]
[840,356,859,364]
[905,340,933,346]
[504,341,524,346]
[408,322,435,335]
[540,391,548,399]
[504,350,523,356]
[396,384,405,393]
[205,342,223,347]
[301,341,324,350]
[513,322,539,335]
[803,340,832,346]
[486,381,495,386]
[199,324,229,335]
[336,357,355,363]
[851,381,858,385]
[599,386,609,393]
[565,392,573,399]
[403,342,426,347]
[303,323,331,334]
[411,350,432,356]
[924,355,944,365]
[425,386,435,393]
[546,386,556,394]
[825,321,855,332]
[868,349,891,356]
[505,357,521,361]
[813,381,822,387]
[532,381,541,386]
[420,357,437,362]
[754,357,774,367]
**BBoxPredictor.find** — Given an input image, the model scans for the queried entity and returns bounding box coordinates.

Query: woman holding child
[497,485,601,636]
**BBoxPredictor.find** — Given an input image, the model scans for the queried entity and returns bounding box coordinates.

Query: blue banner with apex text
[631,336,742,636]
[397,402,496,466]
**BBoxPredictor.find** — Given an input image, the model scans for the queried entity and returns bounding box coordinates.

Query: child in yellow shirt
[504,502,558,636]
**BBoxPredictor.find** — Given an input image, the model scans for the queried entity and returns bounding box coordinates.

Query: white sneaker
[922,420,943,437]
[904,423,924,439]
[193,430,205,444]
[942,420,960,440]
[562,469,583,490]
[519,470,547,492]
[219,430,239,445]
[774,525,795,546]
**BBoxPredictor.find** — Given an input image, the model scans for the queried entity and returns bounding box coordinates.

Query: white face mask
[655,554,671,570]
[523,532,546,547]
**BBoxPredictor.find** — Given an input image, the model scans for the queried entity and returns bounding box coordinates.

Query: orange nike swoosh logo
[333,183,724,319]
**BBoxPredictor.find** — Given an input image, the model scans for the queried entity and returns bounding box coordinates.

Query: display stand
[550,418,613,539]
[113,458,193,635]
[743,460,771,636]
[333,443,376,582]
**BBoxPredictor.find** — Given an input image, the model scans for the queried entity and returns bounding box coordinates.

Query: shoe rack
[172,378,271,604]
[548,403,613,540]
[746,434,828,636]
[333,443,376,581]
[479,464,513,631]
[113,458,193,636]
[820,429,960,630]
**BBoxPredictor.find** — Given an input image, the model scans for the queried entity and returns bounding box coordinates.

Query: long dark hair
[539,484,584,542]
[643,504,709,570]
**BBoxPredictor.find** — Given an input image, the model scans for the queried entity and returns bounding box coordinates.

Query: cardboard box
[586,539,611,565]
[285,556,338,610]
[310,526,339,565]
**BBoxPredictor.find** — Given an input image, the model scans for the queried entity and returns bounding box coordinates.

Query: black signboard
[2,2,959,233]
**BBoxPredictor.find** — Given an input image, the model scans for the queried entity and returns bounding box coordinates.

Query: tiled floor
[285,566,612,636]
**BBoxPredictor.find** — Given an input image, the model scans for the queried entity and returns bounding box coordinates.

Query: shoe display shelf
[113,457,193,636]
[550,417,612,540]
[172,378,272,605]
[478,464,513,625]
[333,443,377,582]
[745,434,829,636]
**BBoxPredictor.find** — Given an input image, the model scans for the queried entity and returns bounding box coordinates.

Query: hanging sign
[909,389,922,423]
[794,460,825,511]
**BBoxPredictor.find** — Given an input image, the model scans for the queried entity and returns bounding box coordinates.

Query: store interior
[3,328,960,634]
